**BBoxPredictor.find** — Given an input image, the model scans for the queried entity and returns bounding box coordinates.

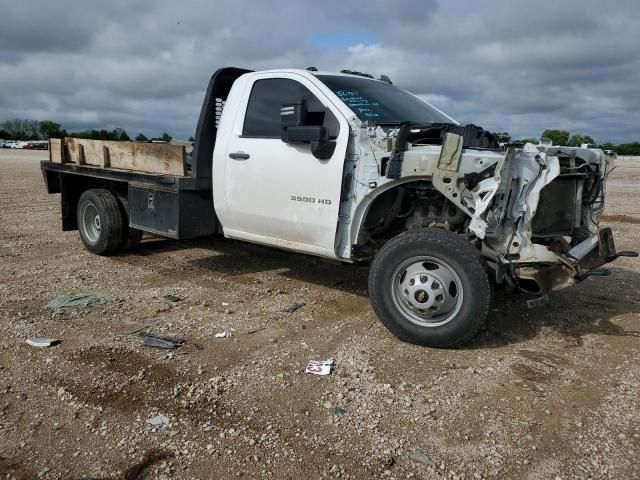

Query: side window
[243,78,338,138]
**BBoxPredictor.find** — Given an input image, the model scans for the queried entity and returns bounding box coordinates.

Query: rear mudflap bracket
[573,227,637,280]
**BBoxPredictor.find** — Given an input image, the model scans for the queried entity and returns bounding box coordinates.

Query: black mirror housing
[282,125,327,143]
[281,100,308,128]
[280,99,336,160]
[310,139,336,160]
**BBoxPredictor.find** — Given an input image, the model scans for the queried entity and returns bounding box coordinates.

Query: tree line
[512,129,640,155]
[0,119,175,143]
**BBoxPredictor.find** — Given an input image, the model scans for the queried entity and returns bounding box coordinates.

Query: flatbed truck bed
[41,158,216,240]
[41,67,251,241]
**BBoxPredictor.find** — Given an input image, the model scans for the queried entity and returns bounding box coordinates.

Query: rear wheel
[77,189,125,255]
[368,228,490,347]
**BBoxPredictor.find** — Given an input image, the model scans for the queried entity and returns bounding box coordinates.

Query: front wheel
[368,228,490,347]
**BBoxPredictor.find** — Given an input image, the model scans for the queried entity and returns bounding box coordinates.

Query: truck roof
[244,68,391,83]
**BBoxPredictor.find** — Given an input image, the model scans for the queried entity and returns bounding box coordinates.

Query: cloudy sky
[2,0,639,143]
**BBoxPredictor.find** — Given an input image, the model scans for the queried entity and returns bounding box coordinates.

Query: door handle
[229,151,250,160]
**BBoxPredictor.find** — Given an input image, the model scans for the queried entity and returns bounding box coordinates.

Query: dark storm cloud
[1,0,639,142]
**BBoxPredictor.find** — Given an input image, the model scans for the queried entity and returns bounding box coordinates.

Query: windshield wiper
[374,121,455,129]
[373,121,420,128]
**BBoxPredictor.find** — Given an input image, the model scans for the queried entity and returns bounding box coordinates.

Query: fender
[349,177,446,249]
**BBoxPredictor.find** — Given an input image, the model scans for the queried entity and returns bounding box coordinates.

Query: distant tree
[113,128,130,141]
[541,129,570,146]
[513,137,539,144]
[68,130,85,139]
[0,128,11,140]
[3,119,21,139]
[68,128,130,141]
[39,120,62,139]
[2,119,40,140]
[568,134,595,147]
[135,133,149,142]
[72,129,96,139]
[188,135,195,142]
[71,129,97,139]
[598,142,615,152]
[159,132,172,142]
[616,142,640,156]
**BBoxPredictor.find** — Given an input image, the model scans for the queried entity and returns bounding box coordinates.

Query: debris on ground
[25,337,60,348]
[193,343,205,350]
[125,325,151,335]
[116,449,169,480]
[527,294,549,308]
[137,332,184,349]
[409,452,435,467]
[382,456,395,467]
[0,457,33,479]
[305,359,334,376]
[282,302,305,314]
[146,414,170,429]
[161,294,181,304]
[45,293,105,309]
[214,331,231,338]
[156,351,190,361]
[331,406,347,415]
[247,325,265,334]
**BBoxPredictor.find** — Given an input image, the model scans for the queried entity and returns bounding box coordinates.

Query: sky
[1,0,640,143]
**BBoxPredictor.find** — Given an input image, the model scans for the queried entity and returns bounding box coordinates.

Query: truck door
[216,73,349,259]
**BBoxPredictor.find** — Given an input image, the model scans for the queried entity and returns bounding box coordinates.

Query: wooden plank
[48,138,64,163]
[101,145,110,168]
[77,144,86,165]
[64,138,186,176]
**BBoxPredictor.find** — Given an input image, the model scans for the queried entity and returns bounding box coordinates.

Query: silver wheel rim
[390,256,464,327]
[81,202,101,244]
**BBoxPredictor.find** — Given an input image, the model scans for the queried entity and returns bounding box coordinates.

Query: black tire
[77,189,125,255]
[368,228,490,347]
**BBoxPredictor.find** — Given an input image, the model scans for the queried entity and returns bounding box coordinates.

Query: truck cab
[41,67,637,347]
[212,69,354,258]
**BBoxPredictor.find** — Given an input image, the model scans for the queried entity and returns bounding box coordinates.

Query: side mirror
[280,100,336,160]
[282,125,327,143]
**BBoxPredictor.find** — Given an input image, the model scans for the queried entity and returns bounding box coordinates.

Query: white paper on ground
[26,337,59,347]
[146,414,170,428]
[305,359,334,376]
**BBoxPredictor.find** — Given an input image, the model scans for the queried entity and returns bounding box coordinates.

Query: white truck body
[41,67,636,347]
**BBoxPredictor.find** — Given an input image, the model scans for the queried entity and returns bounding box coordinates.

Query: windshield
[317,75,454,126]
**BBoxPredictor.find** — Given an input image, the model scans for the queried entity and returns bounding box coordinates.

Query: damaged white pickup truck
[41,67,637,347]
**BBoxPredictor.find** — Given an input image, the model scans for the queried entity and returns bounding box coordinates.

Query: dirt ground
[0,149,638,480]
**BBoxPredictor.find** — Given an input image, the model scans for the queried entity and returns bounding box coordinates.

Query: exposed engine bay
[343,122,636,294]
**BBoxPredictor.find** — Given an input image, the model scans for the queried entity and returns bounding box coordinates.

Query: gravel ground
[1,149,638,480]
